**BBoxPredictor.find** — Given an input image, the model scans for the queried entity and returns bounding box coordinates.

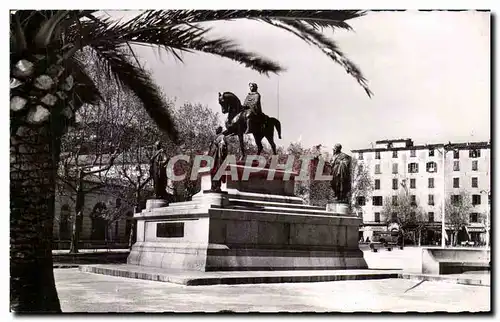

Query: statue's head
[249,82,258,92]
[334,143,342,154]
[215,126,223,135]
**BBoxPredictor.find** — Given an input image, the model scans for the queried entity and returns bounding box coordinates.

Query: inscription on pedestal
[157,222,184,238]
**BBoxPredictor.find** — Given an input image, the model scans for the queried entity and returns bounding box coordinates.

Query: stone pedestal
[146,199,168,209]
[326,202,350,215]
[128,163,367,271]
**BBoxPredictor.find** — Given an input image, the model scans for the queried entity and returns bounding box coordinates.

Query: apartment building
[352,138,490,245]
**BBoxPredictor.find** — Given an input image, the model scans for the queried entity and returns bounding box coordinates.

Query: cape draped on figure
[243,92,262,115]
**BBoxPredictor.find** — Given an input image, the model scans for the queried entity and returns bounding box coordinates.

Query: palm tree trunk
[10,125,61,312]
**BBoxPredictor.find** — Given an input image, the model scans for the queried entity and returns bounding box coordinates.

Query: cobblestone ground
[54,269,490,313]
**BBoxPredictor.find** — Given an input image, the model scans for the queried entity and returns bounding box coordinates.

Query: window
[428,178,435,188]
[410,149,416,157]
[373,196,383,206]
[374,179,381,190]
[392,195,398,206]
[115,198,122,208]
[426,161,437,173]
[428,194,435,205]
[374,212,381,222]
[375,151,381,159]
[375,164,381,174]
[410,178,416,189]
[392,163,398,174]
[356,196,366,206]
[472,160,478,171]
[472,177,478,188]
[429,149,435,157]
[428,212,434,222]
[472,194,481,205]
[470,213,479,223]
[59,204,71,240]
[408,163,419,173]
[410,195,416,206]
[391,212,398,221]
[392,178,398,190]
[453,150,460,159]
[469,149,481,158]
[451,195,461,206]
[453,178,459,188]
[392,150,398,158]
[453,161,460,171]
[358,152,364,160]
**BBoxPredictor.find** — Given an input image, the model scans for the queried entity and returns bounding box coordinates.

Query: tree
[10,9,371,312]
[58,67,143,253]
[168,102,222,201]
[445,191,473,246]
[349,159,373,215]
[380,188,426,245]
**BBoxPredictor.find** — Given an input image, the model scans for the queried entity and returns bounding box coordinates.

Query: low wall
[421,247,490,274]
[53,240,129,250]
[53,251,130,265]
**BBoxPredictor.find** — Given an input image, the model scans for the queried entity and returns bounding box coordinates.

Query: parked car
[369,222,401,251]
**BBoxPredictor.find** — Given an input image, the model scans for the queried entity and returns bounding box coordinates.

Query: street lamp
[435,143,457,248]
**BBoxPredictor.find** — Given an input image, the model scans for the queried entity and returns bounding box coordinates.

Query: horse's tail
[270,117,282,139]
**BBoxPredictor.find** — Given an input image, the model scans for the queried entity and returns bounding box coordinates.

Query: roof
[352,140,491,153]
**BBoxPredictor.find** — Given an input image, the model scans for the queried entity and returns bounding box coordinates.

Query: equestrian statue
[218,82,282,158]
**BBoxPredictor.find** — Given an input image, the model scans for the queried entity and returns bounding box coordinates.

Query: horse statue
[218,91,282,158]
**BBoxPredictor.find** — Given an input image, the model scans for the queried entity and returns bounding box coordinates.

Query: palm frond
[76,19,284,75]
[280,20,373,97]
[88,47,179,143]
[129,10,365,31]
[101,10,371,96]
[66,56,102,106]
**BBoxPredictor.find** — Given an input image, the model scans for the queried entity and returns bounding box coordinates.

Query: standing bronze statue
[208,126,228,191]
[243,82,263,134]
[330,144,352,203]
[149,141,169,199]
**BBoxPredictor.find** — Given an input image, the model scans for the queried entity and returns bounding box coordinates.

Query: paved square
[54,268,490,312]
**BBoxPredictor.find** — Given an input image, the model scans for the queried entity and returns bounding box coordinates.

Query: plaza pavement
[54,247,491,312]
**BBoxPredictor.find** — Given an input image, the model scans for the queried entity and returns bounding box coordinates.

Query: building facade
[53,180,135,249]
[352,139,490,245]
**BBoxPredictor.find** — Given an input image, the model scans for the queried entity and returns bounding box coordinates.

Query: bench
[421,247,490,275]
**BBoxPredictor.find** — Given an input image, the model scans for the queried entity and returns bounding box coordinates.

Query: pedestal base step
[80,264,401,286]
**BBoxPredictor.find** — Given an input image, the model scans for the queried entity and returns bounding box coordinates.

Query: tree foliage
[380,188,426,244]
[445,190,474,245]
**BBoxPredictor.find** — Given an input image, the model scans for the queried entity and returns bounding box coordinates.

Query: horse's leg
[254,133,263,155]
[267,134,277,155]
[238,133,245,160]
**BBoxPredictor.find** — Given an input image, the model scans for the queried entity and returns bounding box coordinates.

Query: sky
[111,10,490,153]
